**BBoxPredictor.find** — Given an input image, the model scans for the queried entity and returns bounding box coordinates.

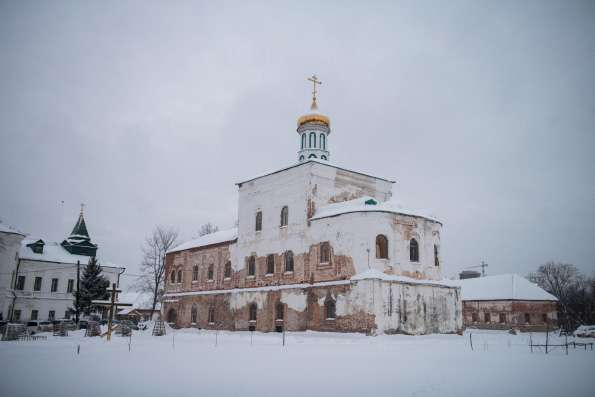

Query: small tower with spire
[297,75,331,162]
[61,204,98,257]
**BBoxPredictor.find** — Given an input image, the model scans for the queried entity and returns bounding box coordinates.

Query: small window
[434,245,440,267]
[224,261,232,278]
[320,133,326,150]
[31,310,38,320]
[192,265,199,281]
[167,308,177,323]
[207,264,214,281]
[309,132,316,148]
[48,310,55,321]
[484,312,491,323]
[280,206,288,227]
[208,307,215,324]
[64,311,71,319]
[67,279,74,293]
[266,254,275,274]
[301,133,306,149]
[542,313,548,323]
[177,270,182,284]
[308,154,317,159]
[409,239,419,262]
[471,312,479,322]
[170,270,175,284]
[325,300,336,320]
[34,277,42,291]
[320,242,330,263]
[285,251,294,272]
[255,211,262,232]
[320,155,327,160]
[16,275,25,290]
[14,310,21,321]
[299,155,305,161]
[499,313,506,323]
[51,278,58,292]
[376,235,388,259]
[247,256,256,276]
[276,302,284,320]
[249,303,257,322]
[524,313,531,324]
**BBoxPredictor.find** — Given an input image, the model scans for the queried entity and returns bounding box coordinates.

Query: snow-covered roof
[117,291,159,310]
[0,222,26,236]
[19,238,93,264]
[446,274,558,301]
[311,196,441,224]
[117,307,137,315]
[19,238,122,269]
[167,228,238,254]
[236,159,395,186]
[351,269,454,287]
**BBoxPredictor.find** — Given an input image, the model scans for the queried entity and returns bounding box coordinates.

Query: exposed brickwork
[463,300,558,331]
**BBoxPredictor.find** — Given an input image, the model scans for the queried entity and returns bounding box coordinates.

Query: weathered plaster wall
[162,279,462,335]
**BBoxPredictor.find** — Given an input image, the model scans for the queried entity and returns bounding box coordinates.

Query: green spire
[69,206,90,239]
[61,204,97,257]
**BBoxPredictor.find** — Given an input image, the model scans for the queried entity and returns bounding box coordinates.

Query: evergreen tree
[78,257,110,315]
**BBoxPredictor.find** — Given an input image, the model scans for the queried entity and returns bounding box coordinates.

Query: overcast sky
[1,1,594,288]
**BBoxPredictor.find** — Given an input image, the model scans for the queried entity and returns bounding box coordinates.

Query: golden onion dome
[297,99,330,128]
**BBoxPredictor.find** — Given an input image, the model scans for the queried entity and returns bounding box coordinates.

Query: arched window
[320,133,326,150]
[301,133,306,149]
[249,303,257,321]
[285,251,294,272]
[276,302,284,320]
[247,256,256,276]
[192,265,198,281]
[410,239,419,262]
[308,154,317,159]
[170,270,175,284]
[434,245,440,267]
[167,308,177,323]
[280,206,288,227]
[320,242,330,263]
[191,305,197,324]
[376,235,388,259]
[320,155,327,160]
[255,210,262,231]
[309,132,316,148]
[177,269,182,283]
[208,306,215,324]
[224,261,232,278]
[266,254,275,274]
[207,264,214,281]
[299,155,305,161]
[325,299,336,319]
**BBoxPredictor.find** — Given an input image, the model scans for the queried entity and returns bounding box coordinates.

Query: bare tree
[136,226,179,315]
[528,261,578,302]
[197,222,219,237]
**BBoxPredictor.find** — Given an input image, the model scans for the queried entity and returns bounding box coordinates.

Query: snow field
[0,327,593,397]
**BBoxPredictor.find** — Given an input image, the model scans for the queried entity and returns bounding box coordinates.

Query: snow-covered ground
[1,326,594,397]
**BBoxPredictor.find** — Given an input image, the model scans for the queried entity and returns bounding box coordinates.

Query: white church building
[162,77,463,335]
[0,210,124,323]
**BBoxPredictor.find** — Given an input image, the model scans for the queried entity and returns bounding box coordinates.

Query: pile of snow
[167,228,238,254]
[446,274,558,301]
[311,196,440,223]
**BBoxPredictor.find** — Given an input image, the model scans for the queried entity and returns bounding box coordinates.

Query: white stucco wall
[0,231,25,320]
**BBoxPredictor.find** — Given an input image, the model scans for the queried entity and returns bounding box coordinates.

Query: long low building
[450,274,558,331]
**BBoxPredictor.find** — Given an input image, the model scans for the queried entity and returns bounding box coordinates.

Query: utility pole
[480,261,488,276]
[75,260,80,325]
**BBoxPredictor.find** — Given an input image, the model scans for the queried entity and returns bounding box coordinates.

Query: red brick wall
[463,300,558,331]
